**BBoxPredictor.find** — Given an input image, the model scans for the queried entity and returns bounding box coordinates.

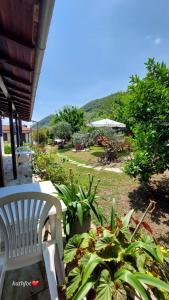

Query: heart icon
[32,280,39,287]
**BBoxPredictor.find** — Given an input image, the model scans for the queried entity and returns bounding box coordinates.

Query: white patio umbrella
[87,119,126,128]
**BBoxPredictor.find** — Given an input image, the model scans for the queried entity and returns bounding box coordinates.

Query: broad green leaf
[114,269,149,300]
[64,235,83,263]
[114,285,127,300]
[82,253,106,286]
[81,229,97,248]
[125,241,163,263]
[96,269,114,300]
[72,280,95,300]
[67,267,82,298]
[136,253,146,273]
[122,209,134,227]
[135,273,169,293]
[95,236,118,251]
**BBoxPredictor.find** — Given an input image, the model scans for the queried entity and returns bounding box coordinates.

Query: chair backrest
[0,192,62,261]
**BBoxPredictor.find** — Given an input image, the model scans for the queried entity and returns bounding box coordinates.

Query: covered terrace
[0,0,55,187]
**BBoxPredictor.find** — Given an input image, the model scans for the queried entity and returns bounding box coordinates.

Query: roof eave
[30,0,55,121]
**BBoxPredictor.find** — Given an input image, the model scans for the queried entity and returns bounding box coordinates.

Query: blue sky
[32,0,169,121]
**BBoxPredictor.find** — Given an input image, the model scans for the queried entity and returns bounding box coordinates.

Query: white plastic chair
[0,192,65,300]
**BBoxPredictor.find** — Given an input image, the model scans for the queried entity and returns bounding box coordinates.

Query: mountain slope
[35,114,54,128]
[36,91,128,127]
[82,91,128,121]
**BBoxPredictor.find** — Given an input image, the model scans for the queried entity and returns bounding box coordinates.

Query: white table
[0,181,66,213]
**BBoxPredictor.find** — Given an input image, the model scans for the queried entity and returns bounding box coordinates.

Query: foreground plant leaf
[110,198,116,230]
[72,279,95,300]
[125,241,163,263]
[81,253,106,286]
[67,267,82,298]
[114,269,149,300]
[77,202,83,225]
[96,269,114,300]
[95,235,119,251]
[122,209,134,227]
[135,273,169,293]
[64,235,83,263]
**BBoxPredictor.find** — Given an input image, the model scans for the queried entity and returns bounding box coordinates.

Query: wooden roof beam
[4,80,31,93]
[8,89,31,100]
[0,74,9,98]
[0,31,35,50]
[11,95,31,104]
[1,72,31,85]
[0,57,33,72]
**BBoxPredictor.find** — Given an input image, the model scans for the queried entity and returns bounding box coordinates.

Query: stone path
[58,154,123,173]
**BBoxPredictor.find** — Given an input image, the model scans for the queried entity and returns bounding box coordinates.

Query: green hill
[36,91,128,127]
[82,91,129,122]
[34,114,54,128]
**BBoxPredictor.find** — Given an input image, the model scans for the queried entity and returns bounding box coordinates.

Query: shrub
[32,150,67,185]
[4,144,11,154]
[55,121,72,141]
[32,127,48,145]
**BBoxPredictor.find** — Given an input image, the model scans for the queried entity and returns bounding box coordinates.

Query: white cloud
[154,37,161,45]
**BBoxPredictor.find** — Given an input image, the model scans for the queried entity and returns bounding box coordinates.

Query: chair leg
[42,243,58,300]
[55,243,65,285]
[0,268,6,300]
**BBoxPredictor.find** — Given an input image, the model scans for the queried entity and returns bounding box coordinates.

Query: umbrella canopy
[88,119,126,128]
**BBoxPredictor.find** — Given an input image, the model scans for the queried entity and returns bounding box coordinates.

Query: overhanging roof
[0,0,55,121]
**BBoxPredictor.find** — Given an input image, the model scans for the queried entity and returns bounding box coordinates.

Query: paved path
[58,154,123,173]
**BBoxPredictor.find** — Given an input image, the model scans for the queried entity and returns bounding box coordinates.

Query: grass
[58,145,104,165]
[50,147,169,244]
[60,159,138,222]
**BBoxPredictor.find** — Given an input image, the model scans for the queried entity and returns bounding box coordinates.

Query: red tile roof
[2,125,31,133]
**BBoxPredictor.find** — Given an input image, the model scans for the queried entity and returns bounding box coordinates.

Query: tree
[55,121,72,141]
[51,106,84,133]
[32,127,48,145]
[125,58,169,182]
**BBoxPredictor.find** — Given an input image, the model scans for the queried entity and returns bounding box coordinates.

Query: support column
[19,119,23,146]
[0,115,4,187]
[8,100,17,179]
[15,115,20,148]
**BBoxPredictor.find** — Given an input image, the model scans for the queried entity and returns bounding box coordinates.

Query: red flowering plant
[63,200,169,300]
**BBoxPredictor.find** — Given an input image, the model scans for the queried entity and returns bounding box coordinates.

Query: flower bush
[32,149,67,185]
[63,201,169,300]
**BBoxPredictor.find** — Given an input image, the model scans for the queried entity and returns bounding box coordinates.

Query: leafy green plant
[63,201,169,299]
[125,58,169,182]
[56,173,103,238]
[51,105,84,133]
[4,143,11,154]
[32,150,67,185]
[55,121,72,141]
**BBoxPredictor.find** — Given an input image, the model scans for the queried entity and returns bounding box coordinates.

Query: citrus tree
[125,58,169,182]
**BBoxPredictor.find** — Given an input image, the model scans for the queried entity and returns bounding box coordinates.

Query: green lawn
[58,145,104,165]
[60,159,138,223]
[50,147,168,244]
